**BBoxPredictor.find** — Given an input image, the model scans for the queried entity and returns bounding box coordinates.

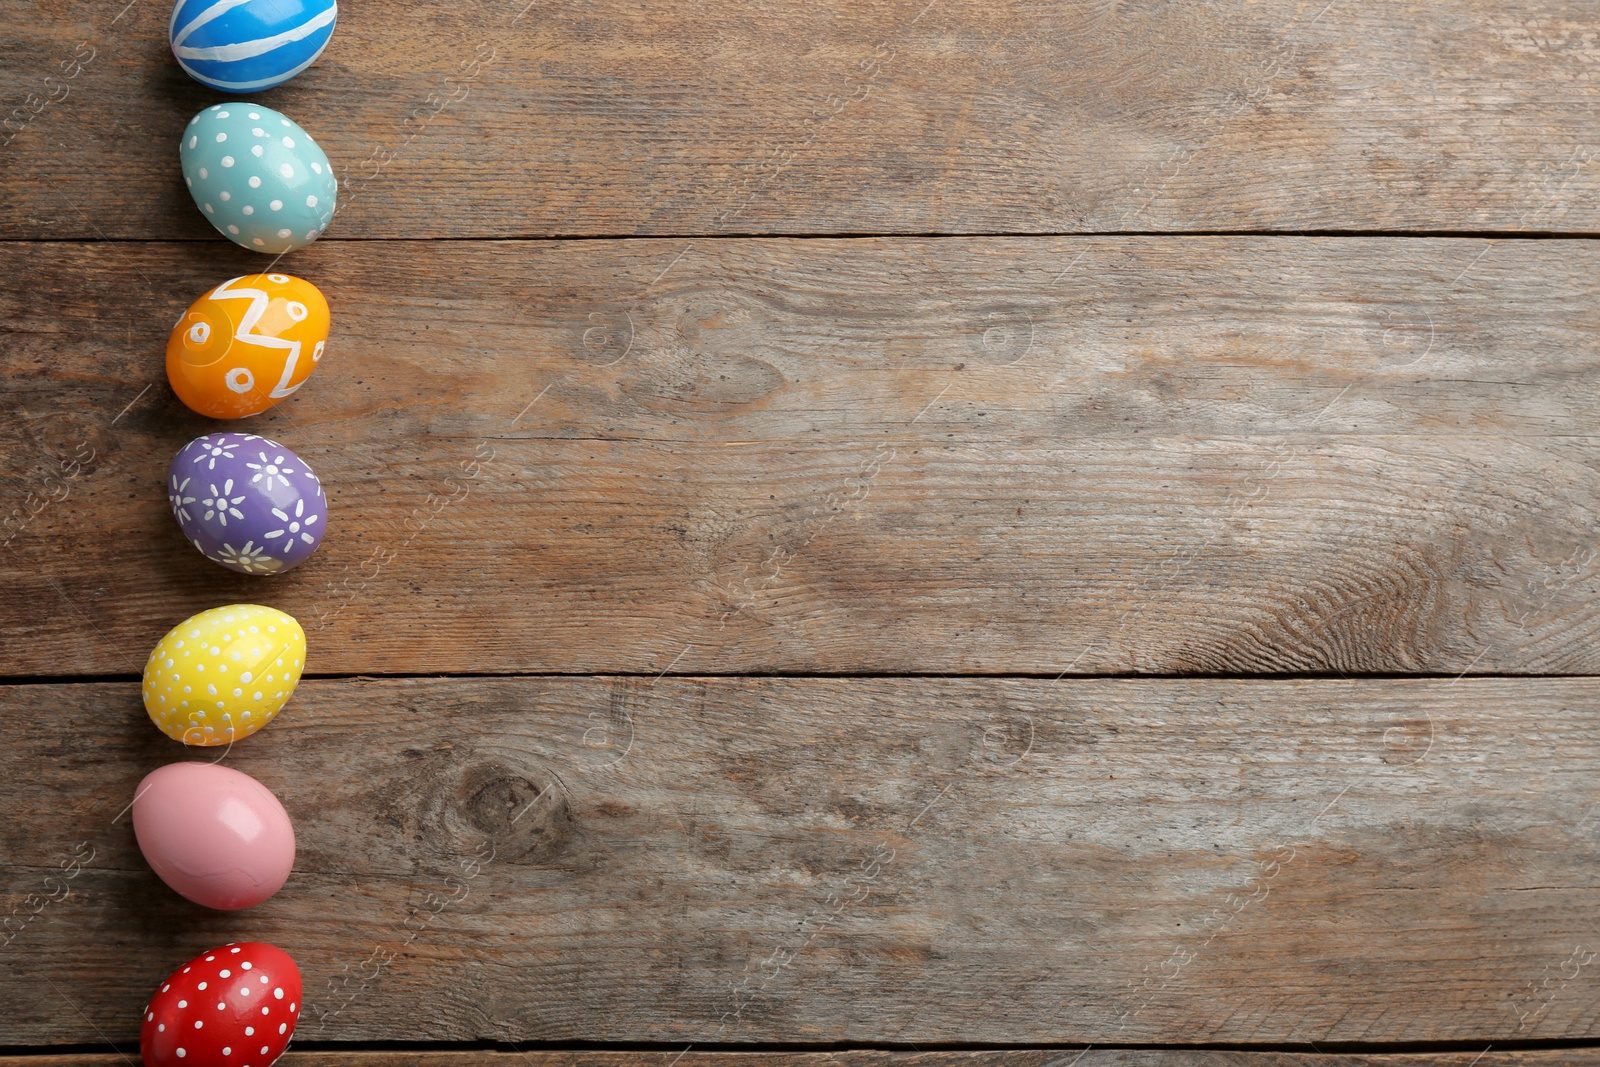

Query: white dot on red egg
[220,969,230,978]
[241,962,252,970]
[198,982,207,990]
[158,1025,165,1033]
[290,1003,296,1012]
[177,1050,186,1059]
[231,947,241,953]
[162,984,170,992]
[261,1007,269,1015]
[241,986,251,996]
[178,1000,188,1008]
[245,1027,253,1036]
[273,988,282,999]
[206,956,215,962]
[223,1049,231,1056]
[147,1013,154,1022]
[194,1021,203,1029]
[218,1003,226,1010]
[278,1023,287,1034]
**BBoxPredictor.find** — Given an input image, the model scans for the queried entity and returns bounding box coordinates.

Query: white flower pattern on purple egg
[193,439,237,470]
[246,451,295,491]
[170,431,325,575]
[215,541,280,573]
[263,498,319,552]
[201,479,246,525]
[169,475,197,523]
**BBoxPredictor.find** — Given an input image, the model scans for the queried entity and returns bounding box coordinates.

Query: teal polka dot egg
[181,103,336,254]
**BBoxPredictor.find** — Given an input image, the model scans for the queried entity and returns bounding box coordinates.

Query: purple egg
[167,432,327,575]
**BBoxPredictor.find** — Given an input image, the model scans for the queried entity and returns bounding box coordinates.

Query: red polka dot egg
[141,941,302,1067]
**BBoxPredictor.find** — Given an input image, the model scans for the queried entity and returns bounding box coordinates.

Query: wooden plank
[6,1053,1600,1067]
[4,676,1600,1045]
[3,0,1599,238]
[5,237,1600,677]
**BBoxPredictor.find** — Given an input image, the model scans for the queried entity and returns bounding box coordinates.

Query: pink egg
[131,762,295,910]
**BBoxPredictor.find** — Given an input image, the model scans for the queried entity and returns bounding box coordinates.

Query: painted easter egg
[142,604,306,746]
[182,103,337,254]
[141,942,303,1067]
[167,274,330,419]
[168,432,326,575]
[132,763,296,910]
[170,0,337,93]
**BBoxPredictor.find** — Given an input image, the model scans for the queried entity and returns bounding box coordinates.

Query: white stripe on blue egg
[170,0,337,93]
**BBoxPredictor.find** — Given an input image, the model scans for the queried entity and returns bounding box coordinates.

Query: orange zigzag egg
[167,273,330,419]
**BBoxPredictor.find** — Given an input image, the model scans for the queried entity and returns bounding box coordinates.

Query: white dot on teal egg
[282,136,295,148]
[252,145,264,157]
[188,135,197,149]
[228,225,240,234]
[204,203,214,213]
[249,111,260,119]
[222,156,235,167]
[199,167,208,178]
[280,118,290,126]
[185,177,192,187]
[306,195,318,207]
[252,127,265,136]
[277,228,291,238]
[279,163,293,178]
[220,191,231,201]
[311,161,323,174]
[215,132,227,142]
[269,200,282,210]
[253,238,265,246]
[218,111,229,118]
[243,206,254,215]
[189,115,199,126]
[249,176,261,188]
[209,105,219,111]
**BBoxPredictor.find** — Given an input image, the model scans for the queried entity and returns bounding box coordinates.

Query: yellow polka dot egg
[143,604,305,745]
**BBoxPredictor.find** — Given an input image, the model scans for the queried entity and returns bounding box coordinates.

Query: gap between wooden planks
[2,0,1598,237]
[2,1052,1600,1067]
[3,237,1600,676]
[2,676,1598,1046]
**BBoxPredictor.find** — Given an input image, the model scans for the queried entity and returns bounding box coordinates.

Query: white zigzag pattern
[210,276,305,399]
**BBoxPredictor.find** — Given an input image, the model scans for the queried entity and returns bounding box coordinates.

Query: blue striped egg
[170,0,338,93]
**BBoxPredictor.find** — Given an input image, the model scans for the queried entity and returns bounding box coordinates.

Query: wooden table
[3,0,1599,1064]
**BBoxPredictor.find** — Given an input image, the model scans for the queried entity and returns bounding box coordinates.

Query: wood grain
[5,237,1600,677]
[4,675,1600,1045]
[3,0,1599,238]
[6,1054,1600,1067]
